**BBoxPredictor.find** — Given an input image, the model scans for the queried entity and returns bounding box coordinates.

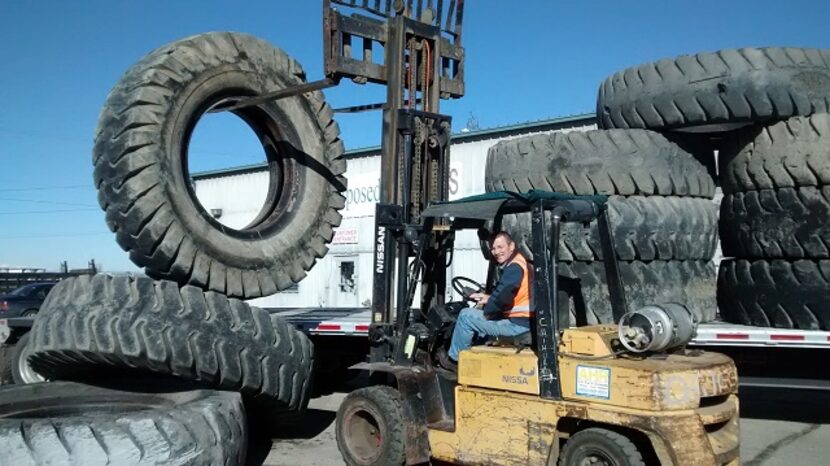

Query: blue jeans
[448,307,530,360]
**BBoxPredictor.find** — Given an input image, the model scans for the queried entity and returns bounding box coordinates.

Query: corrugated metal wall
[192,117,604,308]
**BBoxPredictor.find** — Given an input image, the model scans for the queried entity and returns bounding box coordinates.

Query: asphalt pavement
[263,378,830,466]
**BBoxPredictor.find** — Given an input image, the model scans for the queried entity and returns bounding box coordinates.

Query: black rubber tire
[0,381,246,466]
[27,274,314,415]
[10,333,45,385]
[718,259,830,330]
[597,47,830,131]
[720,187,830,259]
[485,129,715,199]
[335,386,406,466]
[559,428,645,466]
[504,196,718,261]
[559,260,717,325]
[93,32,346,299]
[719,114,830,193]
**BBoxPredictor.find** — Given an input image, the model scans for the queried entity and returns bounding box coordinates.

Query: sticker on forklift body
[576,365,611,399]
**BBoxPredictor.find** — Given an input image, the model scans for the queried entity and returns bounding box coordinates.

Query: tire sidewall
[160,62,327,266]
[336,390,405,466]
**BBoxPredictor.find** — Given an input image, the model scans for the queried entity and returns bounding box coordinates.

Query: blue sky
[1,0,828,272]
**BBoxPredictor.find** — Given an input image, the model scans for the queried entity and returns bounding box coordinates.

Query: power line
[0,184,89,192]
[0,232,111,239]
[0,197,97,208]
[0,208,99,215]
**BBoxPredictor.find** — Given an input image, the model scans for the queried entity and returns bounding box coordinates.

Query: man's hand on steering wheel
[469,292,490,305]
[451,276,485,303]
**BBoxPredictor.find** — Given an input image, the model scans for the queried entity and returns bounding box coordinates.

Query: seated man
[438,231,533,371]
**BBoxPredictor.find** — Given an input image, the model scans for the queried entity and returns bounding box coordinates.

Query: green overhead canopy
[421,190,608,221]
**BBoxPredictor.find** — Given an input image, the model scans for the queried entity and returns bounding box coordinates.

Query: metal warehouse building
[193,113,597,308]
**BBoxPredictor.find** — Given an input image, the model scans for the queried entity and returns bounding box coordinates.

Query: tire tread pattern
[718,259,830,330]
[93,32,347,298]
[598,47,830,130]
[27,275,313,414]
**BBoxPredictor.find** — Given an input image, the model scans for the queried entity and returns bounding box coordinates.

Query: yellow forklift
[335,191,740,465]
[313,2,738,464]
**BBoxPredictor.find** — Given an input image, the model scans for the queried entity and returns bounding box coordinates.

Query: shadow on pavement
[271,408,337,440]
[740,386,830,424]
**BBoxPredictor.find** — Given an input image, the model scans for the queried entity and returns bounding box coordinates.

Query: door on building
[332,256,359,307]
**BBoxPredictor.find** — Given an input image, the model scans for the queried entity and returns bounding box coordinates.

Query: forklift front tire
[336,386,406,466]
[559,427,645,466]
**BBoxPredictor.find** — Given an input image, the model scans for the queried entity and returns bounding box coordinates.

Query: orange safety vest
[504,252,533,318]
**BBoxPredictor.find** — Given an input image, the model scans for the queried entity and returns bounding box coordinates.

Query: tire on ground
[485,129,715,199]
[0,381,245,466]
[27,275,314,416]
[336,386,406,466]
[93,32,346,299]
[718,259,830,330]
[504,196,718,261]
[719,114,830,193]
[559,260,717,325]
[559,428,645,466]
[720,187,830,259]
[597,47,830,131]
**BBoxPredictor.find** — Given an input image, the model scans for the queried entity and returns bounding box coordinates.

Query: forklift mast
[323,0,466,362]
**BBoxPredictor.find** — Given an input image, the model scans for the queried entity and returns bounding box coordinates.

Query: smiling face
[491,234,516,265]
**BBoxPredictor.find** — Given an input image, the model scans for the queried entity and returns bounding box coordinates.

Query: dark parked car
[0,283,56,318]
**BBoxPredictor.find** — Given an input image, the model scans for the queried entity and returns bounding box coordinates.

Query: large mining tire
[486,130,717,261]
[93,32,346,299]
[504,196,718,261]
[597,47,830,131]
[27,275,313,416]
[0,381,246,466]
[719,114,830,193]
[559,260,717,325]
[720,187,830,259]
[485,129,715,198]
[718,259,830,330]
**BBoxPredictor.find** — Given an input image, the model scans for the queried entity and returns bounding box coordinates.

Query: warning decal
[575,365,611,399]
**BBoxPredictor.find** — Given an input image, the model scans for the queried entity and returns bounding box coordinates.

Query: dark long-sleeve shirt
[483,261,530,327]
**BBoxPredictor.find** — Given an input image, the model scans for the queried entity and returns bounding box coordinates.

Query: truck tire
[0,346,12,385]
[93,32,346,299]
[559,260,717,325]
[0,381,245,466]
[504,196,718,261]
[336,386,406,466]
[10,333,45,385]
[720,187,830,259]
[27,275,313,416]
[597,47,830,131]
[485,129,715,199]
[719,114,830,193]
[718,259,830,330]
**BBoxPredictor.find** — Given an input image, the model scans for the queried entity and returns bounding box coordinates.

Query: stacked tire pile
[486,130,718,324]
[0,32,346,465]
[595,46,830,330]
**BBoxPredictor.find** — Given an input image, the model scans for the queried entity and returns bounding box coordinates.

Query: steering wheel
[451,276,485,301]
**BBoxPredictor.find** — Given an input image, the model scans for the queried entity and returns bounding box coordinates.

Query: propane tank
[617,303,698,353]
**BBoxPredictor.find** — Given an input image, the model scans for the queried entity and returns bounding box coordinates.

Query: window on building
[339,261,355,293]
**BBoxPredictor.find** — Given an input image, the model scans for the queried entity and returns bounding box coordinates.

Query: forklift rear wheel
[336,386,406,466]
[559,428,645,466]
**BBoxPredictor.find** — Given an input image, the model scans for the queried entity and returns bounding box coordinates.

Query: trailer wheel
[559,428,645,466]
[336,386,406,466]
[93,32,346,299]
[597,47,830,131]
[0,381,246,466]
[10,333,45,385]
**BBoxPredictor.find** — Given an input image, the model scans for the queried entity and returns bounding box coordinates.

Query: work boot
[436,349,458,372]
